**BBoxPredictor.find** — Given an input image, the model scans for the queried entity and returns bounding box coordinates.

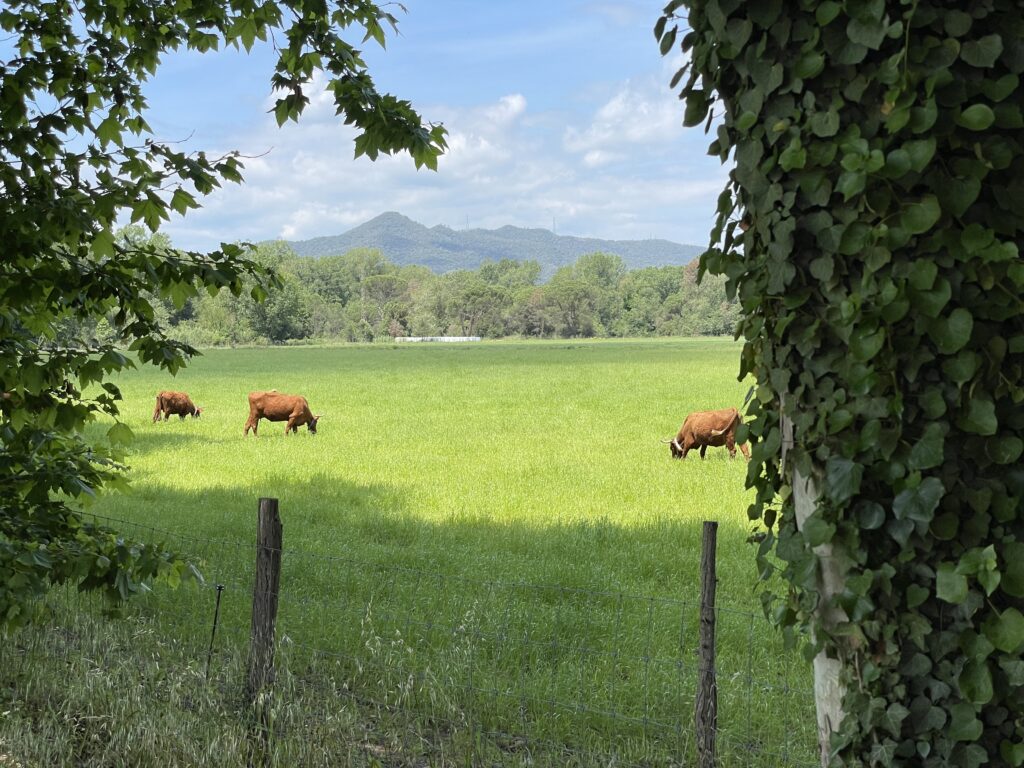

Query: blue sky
[147,1,727,250]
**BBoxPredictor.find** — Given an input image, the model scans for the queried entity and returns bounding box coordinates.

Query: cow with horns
[663,407,750,460]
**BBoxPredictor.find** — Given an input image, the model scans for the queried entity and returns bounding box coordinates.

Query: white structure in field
[394,336,482,342]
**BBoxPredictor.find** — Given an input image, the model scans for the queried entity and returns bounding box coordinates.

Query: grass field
[2,338,816,767]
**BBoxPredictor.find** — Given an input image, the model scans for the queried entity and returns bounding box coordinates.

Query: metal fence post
[695,520,718,768]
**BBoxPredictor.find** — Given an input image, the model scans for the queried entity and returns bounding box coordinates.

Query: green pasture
[3,338,816,767]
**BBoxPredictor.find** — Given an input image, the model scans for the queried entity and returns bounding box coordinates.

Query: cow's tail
[153,393,163,422]
[710,409,742,437]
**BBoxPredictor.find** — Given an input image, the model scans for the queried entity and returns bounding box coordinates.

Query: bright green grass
[4,338,816,767]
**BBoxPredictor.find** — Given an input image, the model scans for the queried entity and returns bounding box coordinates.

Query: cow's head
[662,438,684,459]
[193,407,203,418]
[308,415,320,434]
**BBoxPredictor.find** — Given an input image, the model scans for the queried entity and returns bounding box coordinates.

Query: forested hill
[287,212,704,276]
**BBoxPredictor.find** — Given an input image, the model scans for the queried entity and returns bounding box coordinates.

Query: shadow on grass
[64,475,819,768]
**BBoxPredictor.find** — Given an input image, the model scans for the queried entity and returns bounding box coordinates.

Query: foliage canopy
[0,0,445,627]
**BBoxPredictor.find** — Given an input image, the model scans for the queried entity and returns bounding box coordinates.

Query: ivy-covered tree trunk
[659,1,1024,766]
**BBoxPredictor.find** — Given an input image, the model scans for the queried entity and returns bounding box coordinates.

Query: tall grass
[2,338,816,766]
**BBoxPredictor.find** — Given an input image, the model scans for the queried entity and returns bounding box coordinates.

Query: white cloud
[159,64,725,251]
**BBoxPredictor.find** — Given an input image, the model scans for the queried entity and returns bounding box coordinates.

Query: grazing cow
[153,391,202,422]
[664,407,750,460]
[244,391,320,436]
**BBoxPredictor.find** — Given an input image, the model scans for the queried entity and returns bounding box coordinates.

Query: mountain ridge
[286,212,704,276]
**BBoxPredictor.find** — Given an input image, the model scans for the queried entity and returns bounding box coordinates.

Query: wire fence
[3,508,819,767]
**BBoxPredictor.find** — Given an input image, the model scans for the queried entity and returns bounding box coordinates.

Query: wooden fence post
[695,520,718,768]
[248,497,282,700]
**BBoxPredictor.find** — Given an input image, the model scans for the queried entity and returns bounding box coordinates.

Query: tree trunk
[782,406,847,767]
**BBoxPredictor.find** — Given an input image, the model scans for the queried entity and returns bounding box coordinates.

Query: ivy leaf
[894,477,944,523]
[987,436,1024,464]
[928,308,973,354]
[902,196,942,235]
[961,34,1003,68]
[908,423,945,470]
[803,515,836,547]
[1004,544,1024,598]
[850,328,885,361]
[847,17,887,49]
[983,608,1024,653]
[957,104,996,131]
[957,395,998,435]
[959,660,994,705]
[825,457,863,504]
[937,563,968,603]
[816,1,841,25]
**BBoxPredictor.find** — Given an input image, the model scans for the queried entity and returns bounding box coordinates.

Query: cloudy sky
[146,0,727,250]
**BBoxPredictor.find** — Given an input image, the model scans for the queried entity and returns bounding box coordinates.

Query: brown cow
[664,407,750,460]
[244,391,320,436]
[153,391,202,422]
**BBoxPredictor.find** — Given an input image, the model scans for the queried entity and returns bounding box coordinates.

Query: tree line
[102,229,739,346]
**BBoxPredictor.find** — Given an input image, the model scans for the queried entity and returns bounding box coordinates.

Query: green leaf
[908,423,944,470]
[106,422,134,446]
[958,104,996,131]
[850,328,885,361]
[659,26,677,55]
[906,584,929,609]
[794,52,825,79]
[816,1,841,25]
[959,661,994,704]
[847,17,886,49]
[928,308,973,354]
[988,436,1023,465]
[170,188,197,215]
[894,477,944,523]
[948,704,983,742]
[809,110,840,137]
[1004,543,1024,597]
[961,34,1003,68]
[735,111,757,131]
[803,515,836,547]
[937,563,968,604]
[779,141,807,171]
[902,196,942,235]
[92,229,115,259]
[837,171,865,200]
[904,138,936,171]
[825,457,863,504]
[983,608,1024,653]
[1001,741,1024,767]
[909,260,938,290]
[683,89,709,127]
[937,176,981,218]
[958,395,998,435]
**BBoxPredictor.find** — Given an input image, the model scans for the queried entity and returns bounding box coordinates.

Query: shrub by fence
[0,501,817,767]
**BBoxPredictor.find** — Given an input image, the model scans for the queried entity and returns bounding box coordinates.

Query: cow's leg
[700,444,707,459]
[244,416,258,437]
[726,436,737,458]
[164,411,170,421]
[681,439,692,459]
[739,441,751,460]
[285,417,298,435]
[179,413,186,420]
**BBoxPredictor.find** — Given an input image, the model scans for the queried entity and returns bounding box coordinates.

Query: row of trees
[120,230,739,345]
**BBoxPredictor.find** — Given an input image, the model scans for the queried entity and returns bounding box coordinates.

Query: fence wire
[1,512,819,768]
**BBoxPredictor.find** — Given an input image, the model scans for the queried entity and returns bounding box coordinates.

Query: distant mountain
[286,212,704,276]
